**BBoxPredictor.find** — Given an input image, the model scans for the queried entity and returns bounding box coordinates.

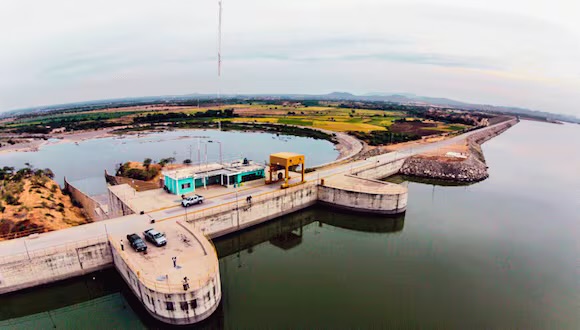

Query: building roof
[163,162,265,180]
[270,152,304,159]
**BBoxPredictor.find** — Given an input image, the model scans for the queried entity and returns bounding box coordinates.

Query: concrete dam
[0,120,516,325]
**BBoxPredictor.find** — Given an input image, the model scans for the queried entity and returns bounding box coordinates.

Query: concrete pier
[319,175,407,214]
[111,221,221,325]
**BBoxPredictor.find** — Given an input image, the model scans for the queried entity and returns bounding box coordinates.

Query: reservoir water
[0,130,339,195]
[0,120,578,329]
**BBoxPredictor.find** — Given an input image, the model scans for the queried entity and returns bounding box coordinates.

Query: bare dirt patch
[389,121,445,136]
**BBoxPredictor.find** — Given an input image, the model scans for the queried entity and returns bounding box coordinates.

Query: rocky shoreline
[400,143,489,182]
[400,119,518,182]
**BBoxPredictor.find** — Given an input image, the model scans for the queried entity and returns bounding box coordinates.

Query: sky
[1,0,579,116]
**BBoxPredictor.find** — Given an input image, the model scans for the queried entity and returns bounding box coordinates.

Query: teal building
[163,163,266,195]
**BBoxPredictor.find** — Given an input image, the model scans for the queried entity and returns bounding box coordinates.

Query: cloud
[0,0,579,116]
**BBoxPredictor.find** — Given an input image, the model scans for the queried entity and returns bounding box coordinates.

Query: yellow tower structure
[267,152,306,189]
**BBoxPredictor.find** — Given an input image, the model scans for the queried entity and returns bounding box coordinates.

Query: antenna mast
[217,0,223,98]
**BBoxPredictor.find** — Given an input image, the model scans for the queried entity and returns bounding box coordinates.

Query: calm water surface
[0,120,578,329]
[0,130,339,195]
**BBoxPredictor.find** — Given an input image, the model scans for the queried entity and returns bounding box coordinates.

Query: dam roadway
[0,120,509,255]
[0,119,517,325]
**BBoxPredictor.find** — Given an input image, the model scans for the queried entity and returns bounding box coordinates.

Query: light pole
[207,140,223,165]
[235,188,240,229]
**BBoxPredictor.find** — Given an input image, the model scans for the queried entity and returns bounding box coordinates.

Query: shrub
[4,193,19,205]
[143,158,152,169]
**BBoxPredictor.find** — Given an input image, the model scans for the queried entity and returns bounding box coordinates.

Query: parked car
[181,195,204,207]
[143,228,167,247]
[126,233,147,252]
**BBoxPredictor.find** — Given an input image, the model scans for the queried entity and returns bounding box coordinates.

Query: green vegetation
[158,157,176,167]
[1,99,489,148]
[115,157,176,181]
[133,109,236,124]
[349,131,420,146]
[116,163,159,181]
[7,112,134,134]
[0,166,56,206]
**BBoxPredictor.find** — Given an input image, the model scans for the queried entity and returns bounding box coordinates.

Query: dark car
[126,233,147,252]
[143,228,167,247]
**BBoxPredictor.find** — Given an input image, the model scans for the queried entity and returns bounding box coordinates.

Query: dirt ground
[0,178,89,239]
[389,121,445,136]
[0,127,119,154]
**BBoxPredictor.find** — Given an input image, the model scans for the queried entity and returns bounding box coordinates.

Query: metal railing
[178,181,319,225]
[0,235,109,265]
[109,237,218,294]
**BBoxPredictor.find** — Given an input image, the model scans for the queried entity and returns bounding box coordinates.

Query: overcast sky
[1,0,579,116]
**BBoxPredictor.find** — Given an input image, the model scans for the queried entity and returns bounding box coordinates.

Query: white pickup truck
[181,195,204,207]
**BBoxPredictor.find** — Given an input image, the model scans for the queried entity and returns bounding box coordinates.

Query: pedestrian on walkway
[172,256,177,268]
[120,240,124,251]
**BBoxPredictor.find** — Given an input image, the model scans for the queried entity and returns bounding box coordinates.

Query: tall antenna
[218,0,223,79]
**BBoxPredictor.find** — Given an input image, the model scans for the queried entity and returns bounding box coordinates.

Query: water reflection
[385,174,475,187]
[214,205,405,258]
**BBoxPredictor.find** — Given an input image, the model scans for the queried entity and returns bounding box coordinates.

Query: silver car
[181,195,204,207]
[143,228,167,247]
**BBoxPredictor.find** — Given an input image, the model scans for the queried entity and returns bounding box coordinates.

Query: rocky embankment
[400,143,488,182]
[400,119,518,182]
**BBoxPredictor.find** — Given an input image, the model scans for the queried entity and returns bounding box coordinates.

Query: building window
[182,182,191,189]
[166,301,175,311]
[180,301,189,311]
[190,299,198,309]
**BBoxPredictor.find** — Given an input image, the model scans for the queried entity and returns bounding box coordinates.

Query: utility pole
[217,0,223,98]
[198,139,201,166]
[235,188,240,229]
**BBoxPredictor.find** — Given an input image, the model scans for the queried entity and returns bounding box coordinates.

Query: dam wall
[352,158,407,180]
[400,118,519,182]
[107,185,136,217]
[318,178,407,214]
[110,238,221,325]
[64,177,109,221]
[187,182,319,239]
[468,118,518,145]
[0,236,112,294]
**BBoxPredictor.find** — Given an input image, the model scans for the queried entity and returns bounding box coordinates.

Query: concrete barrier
[64,177,109,221]
[318,178,407,215]
[107,184,136,217]
[187,182,319,238]
[352,158,407,180]
[0,236,112,294]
